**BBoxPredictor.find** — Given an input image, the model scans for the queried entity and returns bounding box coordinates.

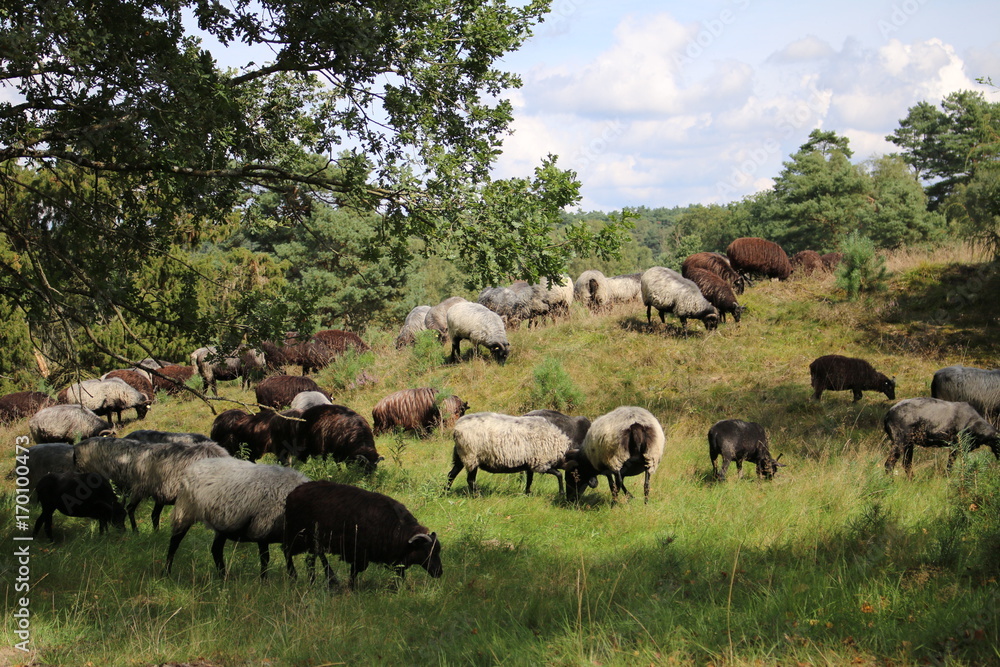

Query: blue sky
[492,0,1000,211]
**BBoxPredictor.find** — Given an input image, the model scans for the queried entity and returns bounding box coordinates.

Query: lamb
[290,390,333,411]
[372,388,469,436]
[708,419,783,481]
[606,273,643,307]
[640,267,720,331]
[883,397,1000,476]
[681,252,745,294]
[165,457,310,578]
[790,250,826,276]
[255,374,329,409]
[0,391,56,424]
[446,412,573,495]
[101,369,156,403]
[931,365,1000,424]
[563,406,664,503]
[446,301,510,364]
[395,305,432,348]
[424,297,468,341]
[809,355,895,402]
[523,409,591,449]
[191,345,265,395]
[574,269,609,312]
[62,377,151,423]
[295,404,381,470]
[33,472,126,540]
[684,267,743,323]
[726,237,792,281]
[29,405,114,444]
[282,481,443,590]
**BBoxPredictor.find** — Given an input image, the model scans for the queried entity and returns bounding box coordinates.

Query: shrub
[528,356,583,411]
[835,231,889,300]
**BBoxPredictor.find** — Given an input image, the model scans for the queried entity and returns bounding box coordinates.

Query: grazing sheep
[790,250,826,276]
[684,267,742,323]
[708,419,783,481]
[290,391,333,412]
[538,274,574,321]
[726,237,792,280]
[165,458,310,578]
[7,443,75,498]
[209,409,280,461]
[312,329,370,356]
[574,269,609,312]
[283,481,443,590]
[424,297,468,341]
[564,406,664,503]
[883,397,1000,476]
[640,267,720,331]
[33,472,126,540]
[191,345,265,395]
[0,391,56,424]
[931,365,1000,424]
[395,305,432,348]
[523,409,591,449]
[606,273,643,307]
[146,364,196,394]
[255,375,329,410]
[102,369,156,402]
[62,377,151,423]
[447,412,573,495]
[821,252,844,271]
[446,301,510,364]
[29,405,114,444]
[124,430,215,446]
[681,252,746,295]
[809,355,895,402]
[295,404,381,470]
[372,388,469,436]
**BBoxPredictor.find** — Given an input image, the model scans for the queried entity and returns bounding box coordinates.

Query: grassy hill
[2,244,999,666]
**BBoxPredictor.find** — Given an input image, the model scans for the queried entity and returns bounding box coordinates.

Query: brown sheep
[255,375,329,409]
[684,267,743,323]
[726,238,792,281]
[790,250,826,276]
[148,364,196,394]
[821,252,844,271]
[371,388,469,436]
[0,391,56,424]
[809,355,895,402]
[681,252,745,294]
[296,404,381,470]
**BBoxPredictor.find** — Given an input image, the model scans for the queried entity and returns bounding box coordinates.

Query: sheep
[523,409,591,449]
[124,430,215,446]
[684,267,743,323]
[101,369,156,403]
[538,274,574,321]
[446,301,510,364]
[165,457,310,578]
[146,364,196,394]
[640,266,720,331]
[255,374,329,409]
[606,273,643,307]
[424,296,468,341]
[883,397,1000,476]
[931,365,1000,424]
[564,406,664,503]
[395,305,432,348]
[74,436,230,530]
[33,472,126,540]
[312,329,370,356]
[726,237,792,280]
[446,412,573,495]
[295,404,381,470]
[282,481,443,590]
[790,250,826,276]
[191,345,265,395]
[290,390,333,411]
[62,377,151,423]
[681,252,745,294]
[372,388,468,436]
[209,409,281,461]
[809,355,895,402]
[477,282,547,329]
[708,419,783,481]
[574,269,609,312]
[821,252,844,271]
[7,443,75,499]
[29,405,114,444]
[0,391,56,424]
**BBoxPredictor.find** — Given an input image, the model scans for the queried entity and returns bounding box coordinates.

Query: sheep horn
[408,533,433,544]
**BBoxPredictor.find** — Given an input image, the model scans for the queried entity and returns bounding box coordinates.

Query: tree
[0,0,626,374]
[860,155,945,249]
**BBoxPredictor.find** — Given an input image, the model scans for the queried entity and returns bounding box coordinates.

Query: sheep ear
[409,533,433,545]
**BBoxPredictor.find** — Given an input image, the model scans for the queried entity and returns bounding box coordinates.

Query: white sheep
[931,365,1000,424]
[538,274,574,321]
[640,266,719,331]
[29,405,114,443]
[606,273,643,307]
[165,458,310,578]
[62,377,151,423]
[446,301,510,364]
[574,269,609,312]
[446,412,574,495]
[424,296,468,341]
[395,305,432,348]
[564,406,665,503]
[289,390,333,411]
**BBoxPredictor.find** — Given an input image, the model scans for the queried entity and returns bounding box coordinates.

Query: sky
[491,0,1000,211]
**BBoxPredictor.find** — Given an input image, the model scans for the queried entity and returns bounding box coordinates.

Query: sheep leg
[902,446,915,478]
[523,470,534,494]
[852,389,863,402]
[319,553,337,590]
[150,501,165,531]
[946,448,961,472]
[466,468,479,495]
[283,546,297,580]
[646,305,653,323]
[884,447,901,473]
[33,508,54,541]
[257,542,270,580]
[449,338,462,363]
[125,498,141,532]
[736,461,744,479]
[548,469,565,496]
[617,473,631,498]
[812,385,823,400]
[643,471,651,503]
[445,458,464,491]
[210,532,229,577]
[165,526,191,573]
[606,473,619,502]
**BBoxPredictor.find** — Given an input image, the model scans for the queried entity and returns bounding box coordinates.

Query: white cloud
[768,35,836,63]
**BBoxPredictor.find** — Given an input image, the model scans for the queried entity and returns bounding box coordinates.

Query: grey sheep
[33,472,127,540]
[101,369,156,403]
[62,377,151,423]
[124,430,215,446]
[883,397,1000,476]
[564,406,664,503]
[395,305,432,348]
[191,345,265,395]
[283,481,443,590]
[446,301,510,364]
[165,457,310,578]
[931,365,1000,423]
[809,355,895,402]
[372,387,468,436]
[290,390,333,411]
[574,269,609,312]
[424,296,468,341]
[447,412,574,495]
[606,273,643,307]
[29,405,114,444]
[523,409,591,449]
[478,282,547,329]
[640,267,720,331]
[708,419,783,481]
[538,274,574,321]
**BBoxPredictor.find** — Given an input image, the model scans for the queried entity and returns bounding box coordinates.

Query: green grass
[2,246,1000,666]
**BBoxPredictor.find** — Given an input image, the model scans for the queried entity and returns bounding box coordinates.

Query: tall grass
[2,245,999,665]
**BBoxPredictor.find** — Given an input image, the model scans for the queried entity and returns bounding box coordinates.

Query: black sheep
[33,472,126,540]
[255,374,329,410]
[282,480,443,589]
[809,355,895,402]
[708,419,783,481]
[296,404,381,469]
